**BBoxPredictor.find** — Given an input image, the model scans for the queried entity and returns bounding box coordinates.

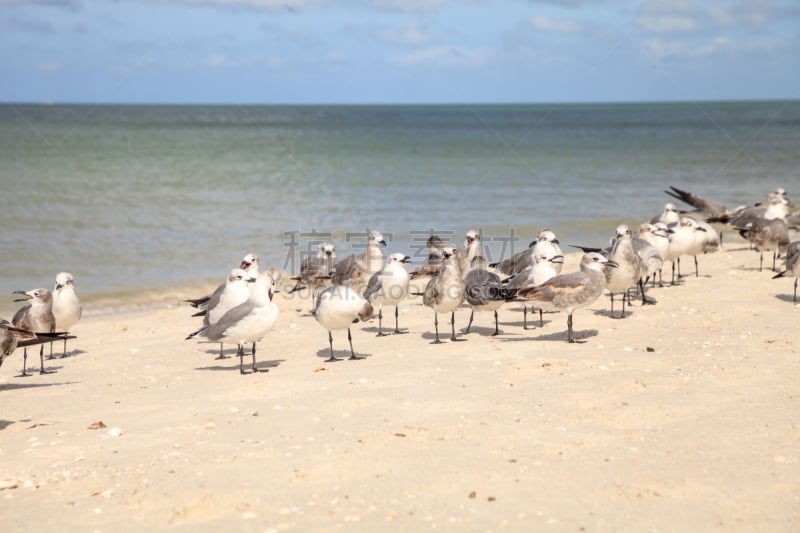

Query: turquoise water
[1,101,798,303]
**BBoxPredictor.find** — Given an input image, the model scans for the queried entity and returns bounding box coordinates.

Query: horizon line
[3,97,797,107]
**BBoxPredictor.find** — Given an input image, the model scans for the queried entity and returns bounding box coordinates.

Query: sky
[1,0,798,104]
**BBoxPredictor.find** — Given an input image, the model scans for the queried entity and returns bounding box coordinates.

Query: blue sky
[1,0,798,104]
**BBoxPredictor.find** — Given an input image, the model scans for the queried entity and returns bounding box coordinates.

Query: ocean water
[1,101,798,307]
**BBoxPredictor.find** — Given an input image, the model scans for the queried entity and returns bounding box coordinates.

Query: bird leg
[251,342,267,373]
[20,347,30,377]
[431,313,443,344]
[639,278,656,305]
[794,278,798,303]
[538,308,543,328]
[759,252,764,273]
[492,310,500,336]
[39,345,50,374]
[567,313,575,343]
[694,255,699,277]
[465,310,474,334]
[215,342,228,360]
[238,344,246,374]
[450,311,466,342]
[376,308,388,337]
[62,336,69,358]
[393,306,407,334]
[347,328,363,360]
[523,305,529,330]
[325,330,340,362]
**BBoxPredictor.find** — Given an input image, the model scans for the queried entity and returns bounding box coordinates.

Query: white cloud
[529,15,583,33]
[379,18,434,46]
[643,35,785,59]
[393,44,488,68]
[637,14,696,33]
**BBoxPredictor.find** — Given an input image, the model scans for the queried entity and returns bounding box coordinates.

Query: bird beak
[696,227,707,232]
[379,240,387,246]
[13,290,32,302]
[241,261,252,269]
[55,283,64,290]
[550,255,564,264]
[528,240,537,248]
[402,256,412,263]
[604,260,619,268]
[552,239,560,245]
[247,277,257,283]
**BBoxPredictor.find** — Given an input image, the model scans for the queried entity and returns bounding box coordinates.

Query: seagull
[331,230,387,292]
[314,284,374,362]
[532,229,564,275]
[490,229,563,278]
[773,241,800,302]
[423,246,466,344]
[517,253,618,343]
[650,202,681,226]
[637,223,671,286]
[363,252,411,336]
[631,227,663,304]
[196,268,256,359]
[12,288,56,376]
[503,249,564,329]
[463,256,515,336]
[410,235,446,279]
[186,273,279,374]
[664,185,731,218]
[603,225,643,318]
[458,229,483,276]
[184,253,260,312]
[738,217,790,272]
[288,242,336,310]
[665,217,708,284]
[52,272,82,358]
[0,319,24,369]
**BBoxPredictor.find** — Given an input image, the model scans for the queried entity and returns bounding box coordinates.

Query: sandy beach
[1,237,798,532]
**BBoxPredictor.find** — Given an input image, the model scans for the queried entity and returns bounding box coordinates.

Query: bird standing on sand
[423,246,466,344]
[517,253,617,343]
[289,242,336,310]
[331,230,387,292]
[602,225,642,318]
[314,284,374,362]
[195,268,256,359]
[463,256,514,336]
[186,273,279,374]
[52,272,82,358]
[503,249,564,329]
[12,288,56,376]
[363,253,411,336]
[773,241,800,303]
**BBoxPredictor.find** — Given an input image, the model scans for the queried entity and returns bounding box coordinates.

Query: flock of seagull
[181,185,797,374]
[1,185,798,377]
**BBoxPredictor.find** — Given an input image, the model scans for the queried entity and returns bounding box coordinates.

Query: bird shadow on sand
[0,379,78,392]
[46,348,86,360]
[0,420,15,430]
[591,309,636,319]
[314,349,371,361]
[774,293,798,304]
[499,329,600,343]
[419,331,469,343]
[195,358,285,373]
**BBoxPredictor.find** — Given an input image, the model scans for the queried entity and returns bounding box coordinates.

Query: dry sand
[1,238,798,532]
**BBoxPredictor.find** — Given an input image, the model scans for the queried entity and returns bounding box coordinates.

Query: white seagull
[187,273,279,374]
[52,272,82,358]
[314,284,374,362]
[363,252,411,336]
